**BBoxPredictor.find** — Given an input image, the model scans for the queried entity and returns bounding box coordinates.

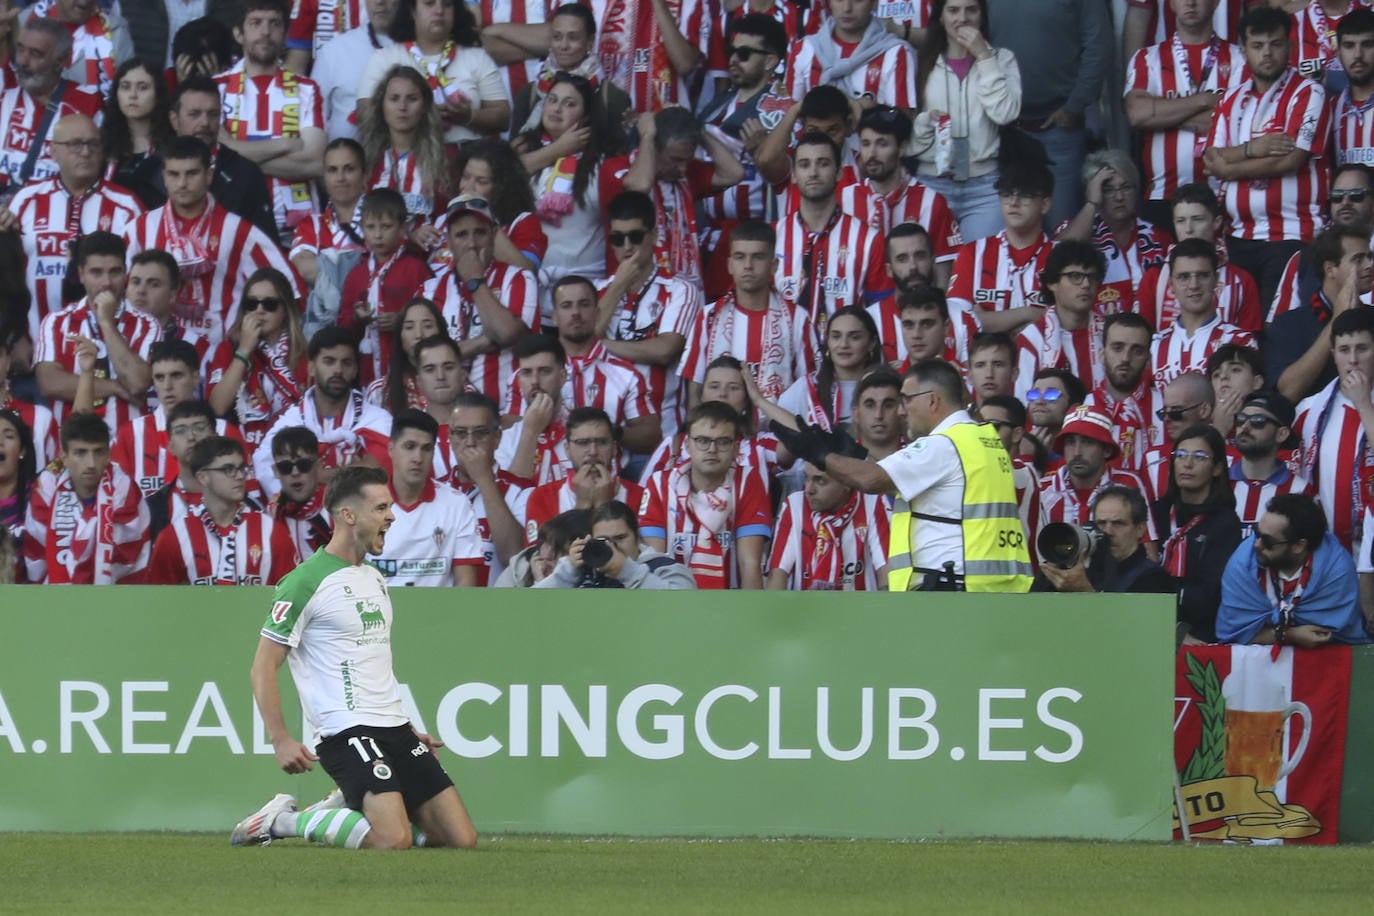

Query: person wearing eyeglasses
[1149,237,1255,389]
[266,425,334,562]
[1228,389,1315,539]
[33,231,159,438]
[1037,405,1159,545]
[1138,370,1218,501]
[23,410,149,584]
[1013,240,1109,403]
[1270,224,1374,403]
[145,435,299,585]
[1154,423,1243,644]
[1055,151,1172,316]
[112,339,247,498]
[1203,6,1332,312]
[519,406,643,548]
[0,114,143,353]
[1216,492,1372,646]
[207,268,311,451]
[1122,0,1247,231]
[1083,312,1161,472]
[639,400,772,589]
[1022,368,1086,465]
[1136,183,1262,336]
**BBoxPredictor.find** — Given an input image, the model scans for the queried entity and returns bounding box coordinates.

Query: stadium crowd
[0,0,1372,648]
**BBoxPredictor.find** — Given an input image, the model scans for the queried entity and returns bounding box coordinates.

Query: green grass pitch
[4,834,1374,914]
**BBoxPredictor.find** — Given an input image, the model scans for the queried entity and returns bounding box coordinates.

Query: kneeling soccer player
[230,465,477,849]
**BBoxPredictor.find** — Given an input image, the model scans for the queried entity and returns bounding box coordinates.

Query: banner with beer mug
[1173,645,1350,844]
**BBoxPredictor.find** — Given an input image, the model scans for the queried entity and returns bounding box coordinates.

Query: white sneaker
[302,787,345,813]
[229,792,297,846]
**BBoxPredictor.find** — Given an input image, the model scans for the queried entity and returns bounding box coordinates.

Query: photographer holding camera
[535,501,696,590]
[1032,485,1175,595]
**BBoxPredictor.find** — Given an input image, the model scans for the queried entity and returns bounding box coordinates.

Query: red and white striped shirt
[1295,379,1373,550]
[0,391,58,469]
[23,461,149,584]
[946,231,1054,315]
[1124,0,1246,45]
[637,464,774,589]
[707,0,827,75]
[215,63,325,238]
[1150,313,1255,387]
[205,336,310,450]
[29,0,122,95]
[1072,216,1172,312]
[1230,463,1317,537]
[145,504,298,585]
[287,0,367,58]
[768,489,889,591]
[266,487,333,563]
[597,0,711,111]
[521,475,644,545]
[870,294,980,366]
[122,200,300,350]
[419,263,539,404]
[698,83,793,229]
[503,340,655,427]
[1037,465,1159,540]
[862,175,962,260]
[10,177,143,341]
[785,24,918,108]
[1137,259,1262,333]
[600,152,715,287]
[472,1,554,104]
[449,471,527,586]
[1015,311,1107,399]
[369,149,436,220]
[1291,0,1368,79]
[1207,69,1332,241]
[1139,441,1174,503]
[0,84,104,196]
[1084,382,1166,470]
[778,179,884,231]
[495,411,569,486]
[287,201,364,261]
[773,207,888,322]
[1126,35,1247,199]
[1334,86,1374,166]
[595,269,700,437]
[681,291,817,403]
[110,408,247,497]
[638,431,779,488]
[33,299,162,432]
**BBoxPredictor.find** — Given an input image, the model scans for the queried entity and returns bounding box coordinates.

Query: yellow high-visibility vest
[887,420,1033,593]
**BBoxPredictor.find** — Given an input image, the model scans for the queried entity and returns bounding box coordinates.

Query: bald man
[1139,371,1217,501]
[1,114,145,345]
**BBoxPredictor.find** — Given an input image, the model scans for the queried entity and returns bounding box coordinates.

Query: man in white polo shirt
[367,408,483,587]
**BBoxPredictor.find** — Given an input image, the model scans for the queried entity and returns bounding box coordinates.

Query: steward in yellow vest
[771,358,1032,593]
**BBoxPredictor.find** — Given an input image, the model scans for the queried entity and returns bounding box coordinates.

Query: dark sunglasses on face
[1256,532,1290,549]
[274,458,317,476]
[1156,402,1203,421]
[1234,413,1276,430]
[608,229,648,247]
[1330,188,1370,204]
[243,296,283,313]
[725,45,767,61]
[1024,387,1063,403]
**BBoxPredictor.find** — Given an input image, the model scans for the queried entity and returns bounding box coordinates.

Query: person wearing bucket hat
[1230,389,1315,539]
[1037,405,1158,541]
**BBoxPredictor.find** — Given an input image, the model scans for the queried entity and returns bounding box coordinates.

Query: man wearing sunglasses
[1229,390,1315,539]
[1267,164,1374,328]
[1149,237,1255,389]
[266,425,334,561]
[1216,493,1371,646]
[1023,369,1085,462]
[1271,224,1374,402]
[1138,371,1218,501]
[146,436,299,585]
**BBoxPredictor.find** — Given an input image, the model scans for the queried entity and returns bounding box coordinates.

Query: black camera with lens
[581,536,614,570]
[1036,521,1105,570]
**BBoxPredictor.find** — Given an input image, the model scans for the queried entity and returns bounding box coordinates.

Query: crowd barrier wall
[0,587,1176,840]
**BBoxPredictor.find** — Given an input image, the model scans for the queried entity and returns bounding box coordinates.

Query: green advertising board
[0,586,1176,840]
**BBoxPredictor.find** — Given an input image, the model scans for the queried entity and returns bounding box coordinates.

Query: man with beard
[1267,165,1374,326]
[215,1,327,246]
[1273,225,1374,401]
[683,222,814,410]
[1084,313,1162,470]
[1334,10,1374,166]
[122,136,299,350]
[1229,390,1315,538]
[308,0,398,141]
[1204,6,1332,309]
[1037,405,1158,542]
[1217,493,1371,646]
[18,0,134,97]
[696,14,792,300]
[254,326,393,497]
[0,17,103,202]
[519,406,643,545]
[507,276,661,455]
[145,436,298,585]
[855,106,961,281]
[1014,241,1109,400]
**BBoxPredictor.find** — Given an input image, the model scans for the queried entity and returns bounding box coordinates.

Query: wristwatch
[465,277,485,294]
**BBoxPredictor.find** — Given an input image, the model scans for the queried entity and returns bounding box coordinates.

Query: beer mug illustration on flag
[1221,653,1310,791]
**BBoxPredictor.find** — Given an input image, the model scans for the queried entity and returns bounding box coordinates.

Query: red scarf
[1161,507,1206,578]
[804,490,859,590]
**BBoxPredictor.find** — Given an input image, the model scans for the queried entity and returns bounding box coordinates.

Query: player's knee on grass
[414,786,478,849]
[361,791,413,849]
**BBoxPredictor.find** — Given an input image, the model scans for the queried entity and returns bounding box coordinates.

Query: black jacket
[1152,493,1244,643]
[1031,545,1176,595]
[134,146,280,244]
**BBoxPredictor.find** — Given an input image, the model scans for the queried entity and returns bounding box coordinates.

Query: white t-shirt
[367,481,484,586]
[312,24,394,140]
[262,549,407,747]
[877,410,973,576]
[357,42,506,144]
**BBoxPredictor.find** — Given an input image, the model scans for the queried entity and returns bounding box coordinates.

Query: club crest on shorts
[373,761,392,780]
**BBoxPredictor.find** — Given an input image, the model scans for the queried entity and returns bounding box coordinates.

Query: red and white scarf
[1162,507,1206,578]
[805,490,860,590]
[48,466,138,584]
[672,465,736,589]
